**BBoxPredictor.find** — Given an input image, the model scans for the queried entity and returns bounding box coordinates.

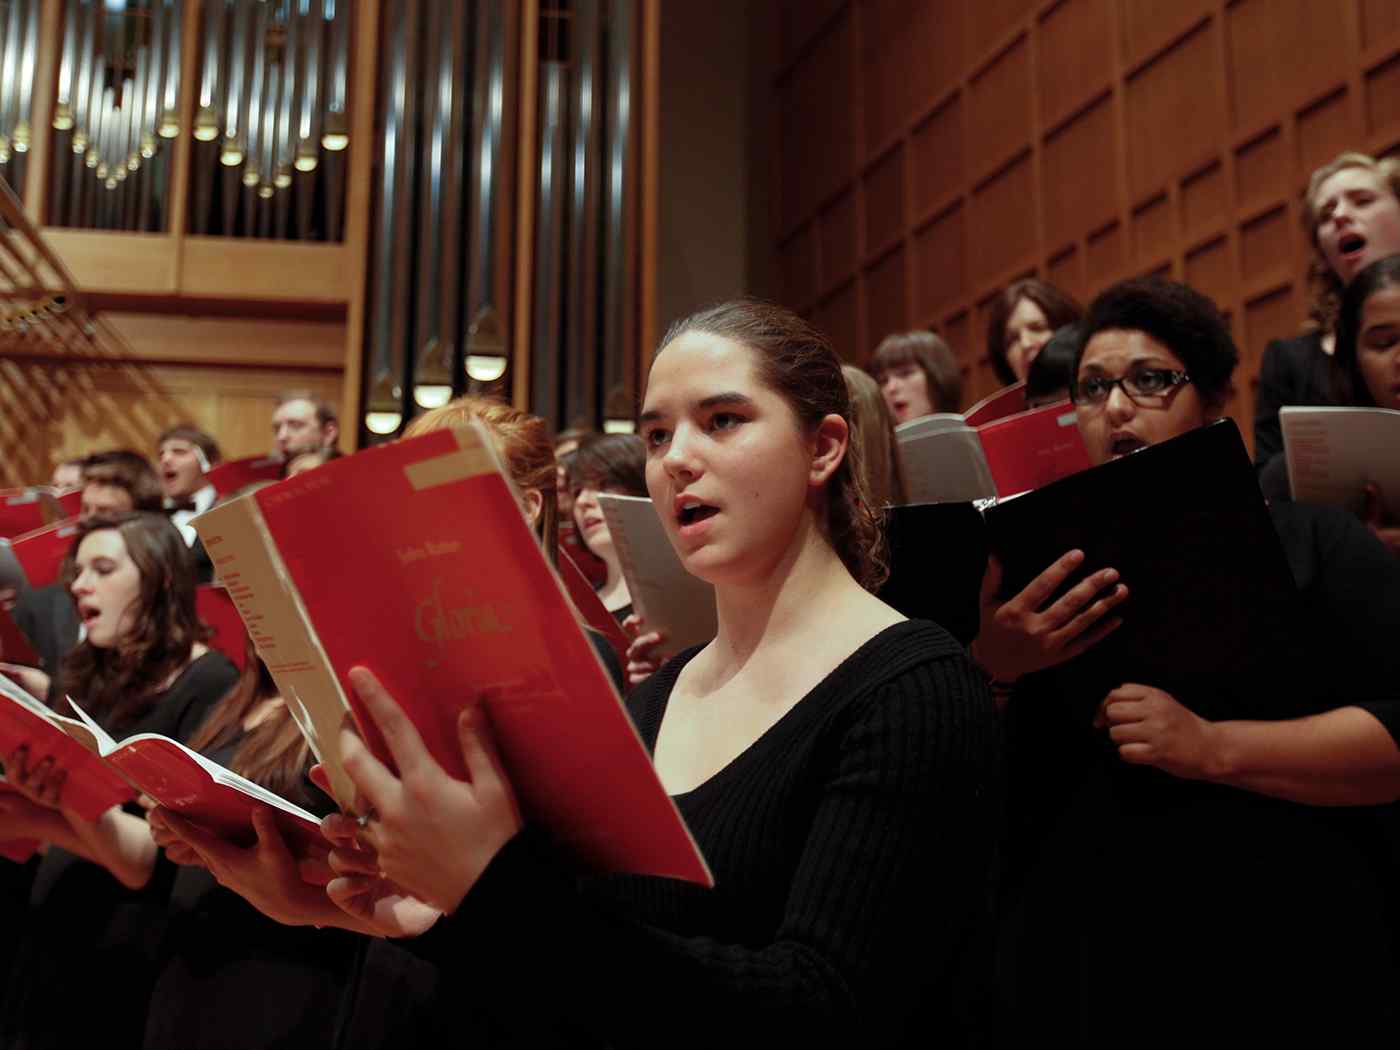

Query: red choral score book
[0,489,68,540]
[0,606,40,666]
[195,585,249,671]
[963,381,1028,428]
[557,549,629,663]
[978,401,1093,498]
[9,517,81,589]
[0,674,135,821]
[192,423,712,886]
[204,454,286,497]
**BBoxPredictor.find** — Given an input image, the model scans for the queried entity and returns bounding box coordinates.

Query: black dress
[996,503,1400,1045]
[1253,330,1335,469]
[404,620,1002,1048]
[141,742,362,1050]
[0,651,238,1050]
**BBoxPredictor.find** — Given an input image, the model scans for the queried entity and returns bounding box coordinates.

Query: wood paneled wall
[766,0,1400,445]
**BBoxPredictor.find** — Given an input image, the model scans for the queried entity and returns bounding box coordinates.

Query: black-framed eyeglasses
[1070,367,1192,406]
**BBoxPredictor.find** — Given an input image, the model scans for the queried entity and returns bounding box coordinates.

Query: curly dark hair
[1333,253,1400,407]
[657,298,888,591]
[984,279,1084,386]
[1075,277,1239,408]
[56,512,209,729]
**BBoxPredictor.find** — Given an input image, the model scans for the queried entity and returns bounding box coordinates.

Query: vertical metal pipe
[159,0,180,137]
[602,0,636,409]
[414,0,445,375]
[565,0,603,426]
[0,0,25,143]
[438,0,469,390]
[531,62,567,425]
[54,0,80,131]
[14,0,41,152]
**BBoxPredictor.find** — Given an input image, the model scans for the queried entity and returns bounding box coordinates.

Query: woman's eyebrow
[639,392,756,425]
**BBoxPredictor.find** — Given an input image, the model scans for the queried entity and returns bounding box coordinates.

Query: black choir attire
[10,583,80,682]
[1254,331,1336,501]
[403,620,1002,1048]
[996,502,1400,1045]
[0,651,238,1050]
[141,741,359,1050]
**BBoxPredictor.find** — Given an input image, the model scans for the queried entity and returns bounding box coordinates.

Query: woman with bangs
[567,433,649,623]
[983,279,1084,387]
[0,512,238,1050]
[1254,151,1400,469]
[206,300,1006,1048]
[869,329,964,424]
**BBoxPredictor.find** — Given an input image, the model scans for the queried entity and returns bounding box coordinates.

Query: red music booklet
[192,423,712,886]
[895,400,1091,505]
[195,585,250,671]
[963,381,1028,427]
[204,454,286,497]
[0,671,321,852]
[0,489,68,540]
[0,606,40,666]
[0,517,81,595]
[0,673,135,821]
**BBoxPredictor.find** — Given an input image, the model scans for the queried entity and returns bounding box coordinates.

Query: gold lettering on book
[395,539,463,566]
[413,579,511,644]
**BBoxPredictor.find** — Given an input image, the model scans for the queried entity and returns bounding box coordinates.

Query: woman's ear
[521,488,544,528]
[809,414,849,488]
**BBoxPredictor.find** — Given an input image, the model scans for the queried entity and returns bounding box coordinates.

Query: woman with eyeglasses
[981,278,1400,1045]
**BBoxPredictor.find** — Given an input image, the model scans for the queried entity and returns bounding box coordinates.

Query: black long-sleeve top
[409,619,1002,1049]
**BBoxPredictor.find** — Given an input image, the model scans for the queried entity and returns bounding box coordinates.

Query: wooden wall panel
[1120,0,1211,67]
[1361,0,1400,49]
[911,95,964,218]
[1124,20,1222,202]
[967,37,1032,176]
[864,147,906,255]
[969,154,1037,285]
[1365,56,1400,136]
[763,0,1400,446]
[914,204,965,317]
[821,191,861,291]
[1042,95,1117,253]
[1235,129,1287,209]
[1038,0,1113,126]
[1226,0,1349,134]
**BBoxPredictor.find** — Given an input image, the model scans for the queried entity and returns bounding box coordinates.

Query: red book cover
[964,381,1028,428]
[978,400,1092,497]
[10,517,81,589]
[0,678,136,821]
[557,550,629,664]
[195,585,249,671]
[204,455,285,497]
[61,699,322,852]
[194,425,711,886]
[0,489,63,540]
[0,605,40,666]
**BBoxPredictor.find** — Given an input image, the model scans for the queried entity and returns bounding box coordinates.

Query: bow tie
[167,499,198,514]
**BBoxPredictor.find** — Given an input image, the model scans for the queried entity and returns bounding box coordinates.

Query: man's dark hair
[156,424,222,467]
[1075,277,1238,405]
[81,450,164,512]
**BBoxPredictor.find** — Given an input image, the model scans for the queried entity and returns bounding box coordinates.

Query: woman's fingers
[348,667,431,777]
[457,701,512,808]
[1046,581,1129,649]
[1008,549,1085,614]
[328,846,381,877]
[338,721,400,820]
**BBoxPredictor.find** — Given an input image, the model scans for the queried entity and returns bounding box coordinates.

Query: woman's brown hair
[186,641,311,800]
[868,331,964,413]
[405,396,560,565]
[842,364,908,508]
[56,513,209,729]
[984,279,1084,386]
[1300,151,1400,333]
[658,298,889,591]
